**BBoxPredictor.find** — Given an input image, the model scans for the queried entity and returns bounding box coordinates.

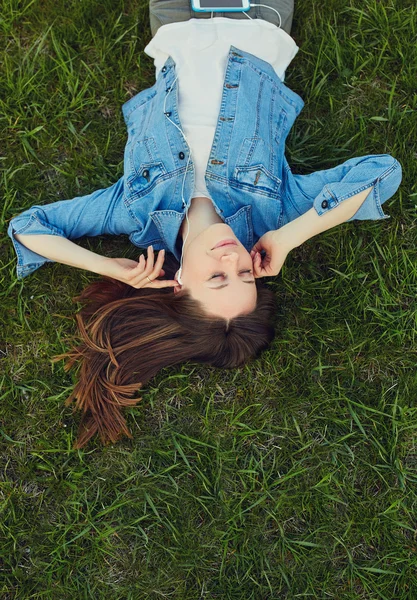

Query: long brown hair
[59,261,276,448]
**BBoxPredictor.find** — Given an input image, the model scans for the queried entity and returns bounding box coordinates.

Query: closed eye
[209,269,252,280]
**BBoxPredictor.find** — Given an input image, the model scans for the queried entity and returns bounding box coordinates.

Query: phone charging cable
[248,3,282,28]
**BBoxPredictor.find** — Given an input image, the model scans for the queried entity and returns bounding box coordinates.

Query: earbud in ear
[176,267,183,286]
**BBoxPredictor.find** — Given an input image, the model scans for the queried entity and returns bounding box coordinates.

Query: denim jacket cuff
[8,210,65,278]
[312,157,401,222]
[313,183,390,221]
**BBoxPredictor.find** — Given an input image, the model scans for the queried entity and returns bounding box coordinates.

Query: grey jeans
[149,0,294,36]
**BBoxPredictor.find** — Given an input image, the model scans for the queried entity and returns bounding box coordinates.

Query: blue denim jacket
[8,46,402,278]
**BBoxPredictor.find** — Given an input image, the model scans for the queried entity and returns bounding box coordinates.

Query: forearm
[14,234,109,276]
[279,186,374,250]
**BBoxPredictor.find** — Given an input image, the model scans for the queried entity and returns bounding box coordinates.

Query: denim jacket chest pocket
[231,137,282,198]
[123,92,168,205]
[125,136,167,200]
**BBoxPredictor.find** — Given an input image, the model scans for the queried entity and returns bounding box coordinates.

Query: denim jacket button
[179,152,185,160]
[143,169,150,179]
[161,66,167,73]
[321,199,329,209]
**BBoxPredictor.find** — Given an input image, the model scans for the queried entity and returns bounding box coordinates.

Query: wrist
[272,227,297,253]
[91,255,113,277]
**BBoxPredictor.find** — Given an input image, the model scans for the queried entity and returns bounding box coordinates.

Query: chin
[210,222,232,229]
[206,223,239,248]
[211,223,235,234]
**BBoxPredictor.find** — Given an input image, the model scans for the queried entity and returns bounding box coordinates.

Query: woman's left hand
[250,230,292,278]
[102,246,178,289]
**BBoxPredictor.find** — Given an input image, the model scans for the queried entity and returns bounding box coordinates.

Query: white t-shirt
[145,18,298,200]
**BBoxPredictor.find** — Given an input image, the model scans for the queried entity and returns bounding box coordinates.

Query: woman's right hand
[102,246,178,289]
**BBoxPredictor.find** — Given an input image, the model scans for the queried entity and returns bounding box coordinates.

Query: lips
[212,239,238,250]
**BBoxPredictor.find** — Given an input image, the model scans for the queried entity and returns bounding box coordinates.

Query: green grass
[1,0,417,598]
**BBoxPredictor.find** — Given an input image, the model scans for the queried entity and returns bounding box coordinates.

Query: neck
[180,196,223,252]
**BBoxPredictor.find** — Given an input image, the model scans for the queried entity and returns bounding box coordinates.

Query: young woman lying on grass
[8,0,402,447]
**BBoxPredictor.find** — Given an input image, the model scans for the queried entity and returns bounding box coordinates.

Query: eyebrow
[208,281,256,290]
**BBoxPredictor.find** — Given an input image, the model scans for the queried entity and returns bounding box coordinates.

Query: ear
[173,271,182,294]
[173,270,183,294]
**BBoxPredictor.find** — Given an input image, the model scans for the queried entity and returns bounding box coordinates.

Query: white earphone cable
[163,75,192,284]
[249,3,281,28]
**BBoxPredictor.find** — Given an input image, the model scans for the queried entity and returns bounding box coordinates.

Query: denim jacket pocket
[231,164,281,198]
[231,137,281,198]
[125,161,166,203]
[125,137,167,201]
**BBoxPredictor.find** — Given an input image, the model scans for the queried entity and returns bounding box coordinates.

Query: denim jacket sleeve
[310,155,402,221]
[282,154,402,226]
[8,177,136,278]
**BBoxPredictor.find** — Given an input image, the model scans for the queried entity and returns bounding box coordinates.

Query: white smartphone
[191,0,251,12]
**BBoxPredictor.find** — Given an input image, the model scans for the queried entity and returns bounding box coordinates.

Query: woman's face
[175,223,257,318]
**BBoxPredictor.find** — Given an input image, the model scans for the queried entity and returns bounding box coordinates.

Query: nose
[220,252,239,264]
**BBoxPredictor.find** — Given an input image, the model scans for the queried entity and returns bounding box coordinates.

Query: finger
[251,249,259,268]
[122,253,148,285]
[252,241,263,253]
[130,248,165,287]
[149,249,166,279]
[131,254,144,272]
[146,244,154,263]
[254,253,273,278]
[143,245,155,277]
[154,248,165,277]
[253,252,263,278]
[123,254,145,282]
[137,254,146,272]
[133,279,177,289]
[147,279,177,289]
